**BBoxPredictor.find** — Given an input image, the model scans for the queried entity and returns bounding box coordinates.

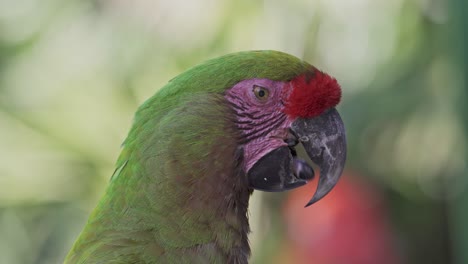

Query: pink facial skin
[225,78,295,173]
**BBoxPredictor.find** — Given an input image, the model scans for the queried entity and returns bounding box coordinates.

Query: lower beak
[247,108,347,207]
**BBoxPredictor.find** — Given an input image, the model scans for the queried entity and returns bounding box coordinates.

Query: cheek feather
[224,78,288,144]
[284,70,341,118]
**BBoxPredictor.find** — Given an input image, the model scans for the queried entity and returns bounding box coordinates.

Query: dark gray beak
[247,108,346,207]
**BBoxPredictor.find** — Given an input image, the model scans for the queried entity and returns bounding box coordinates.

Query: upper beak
[247,108,347,207]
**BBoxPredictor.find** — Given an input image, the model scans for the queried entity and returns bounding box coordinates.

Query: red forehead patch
[284,70,341,118]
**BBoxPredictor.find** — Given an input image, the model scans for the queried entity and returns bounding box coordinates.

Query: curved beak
[291,108,347,206]
[248,108,346,207]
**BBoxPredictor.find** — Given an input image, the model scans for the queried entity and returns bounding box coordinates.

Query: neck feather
[70,94,252,263]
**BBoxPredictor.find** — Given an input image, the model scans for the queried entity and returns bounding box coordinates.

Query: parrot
[64,50,346,264]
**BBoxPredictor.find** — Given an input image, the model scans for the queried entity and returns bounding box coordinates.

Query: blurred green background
[0,0,467,263]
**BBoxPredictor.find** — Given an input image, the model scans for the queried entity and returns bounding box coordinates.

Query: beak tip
[304,193,323,207]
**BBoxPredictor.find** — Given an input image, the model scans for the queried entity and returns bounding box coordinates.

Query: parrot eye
[253,85,269,102]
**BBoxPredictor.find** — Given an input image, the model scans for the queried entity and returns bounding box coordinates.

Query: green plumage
[65,51,312,263]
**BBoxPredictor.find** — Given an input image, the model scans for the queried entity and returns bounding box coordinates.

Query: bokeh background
[0,0,467,263]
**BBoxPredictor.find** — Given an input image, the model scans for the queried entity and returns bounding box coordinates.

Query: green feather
[65,50,311,263]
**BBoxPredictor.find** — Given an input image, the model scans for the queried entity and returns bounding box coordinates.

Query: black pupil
[258,90,265,97]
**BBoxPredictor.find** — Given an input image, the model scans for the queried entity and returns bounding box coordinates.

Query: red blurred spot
[277,172,402,264]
